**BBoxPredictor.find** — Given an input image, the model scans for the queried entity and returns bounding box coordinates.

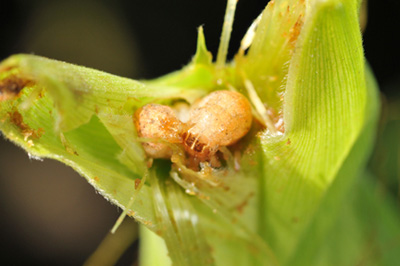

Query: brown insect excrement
[9,110,44,140]
[0,72,34,101]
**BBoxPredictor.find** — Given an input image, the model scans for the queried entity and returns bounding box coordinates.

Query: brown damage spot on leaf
[9,110,45,141]
[236,192,255,214]
[94,176,100,182]
[127,96,141,103]
[280,3,305,51]
[134,178,141,190]
[63,146,79,156]
[146,158,153,168]
[0,72,35,101]
[143,220,153,226]
[289,14,304,46]
[59,133,79,156]
[269,0,275,7]
[155,229,163,236]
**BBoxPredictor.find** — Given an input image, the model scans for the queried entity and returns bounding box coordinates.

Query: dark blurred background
[0,0,399,265]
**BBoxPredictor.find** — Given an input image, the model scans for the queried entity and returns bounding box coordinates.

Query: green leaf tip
[192,27,212,66]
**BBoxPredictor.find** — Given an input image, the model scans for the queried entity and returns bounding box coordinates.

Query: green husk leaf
[242,0,378,261]
[0,54,168,229]
[236,0,305,113]
[285,62,383,264]
[290,171,400,265]
[145,162,214,266]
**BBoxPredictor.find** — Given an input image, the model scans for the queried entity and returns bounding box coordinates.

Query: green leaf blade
[0,54,163,230]
[257,0,378,260]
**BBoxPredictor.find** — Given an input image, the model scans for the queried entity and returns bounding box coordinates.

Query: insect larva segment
[183,90,252,160]
[134,104,183,159]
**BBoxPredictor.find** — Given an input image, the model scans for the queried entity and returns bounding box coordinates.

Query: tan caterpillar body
[134,90,252,164]
[134,103,183,159]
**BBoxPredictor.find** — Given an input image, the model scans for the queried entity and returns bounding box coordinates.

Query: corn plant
[1,0,399,265]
